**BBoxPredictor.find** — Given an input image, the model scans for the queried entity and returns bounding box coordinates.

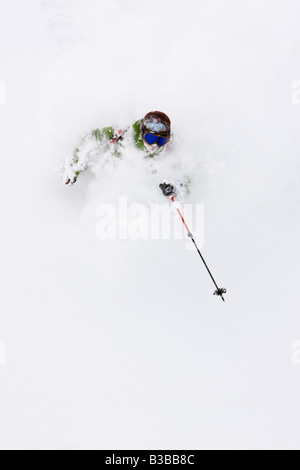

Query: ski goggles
[143,132,169,147]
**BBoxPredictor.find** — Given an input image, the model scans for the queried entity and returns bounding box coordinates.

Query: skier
[63,111,177,198]
[63,111,226,299]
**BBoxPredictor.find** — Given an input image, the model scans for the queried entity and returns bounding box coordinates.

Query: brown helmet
[141,111,171,137]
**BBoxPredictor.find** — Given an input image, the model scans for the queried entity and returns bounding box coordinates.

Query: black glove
[159,182,177,197]
[65,175,78,185]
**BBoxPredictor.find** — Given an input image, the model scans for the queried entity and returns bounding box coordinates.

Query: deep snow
[1,0,300,450]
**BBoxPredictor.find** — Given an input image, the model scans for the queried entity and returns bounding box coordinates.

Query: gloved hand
[65,175,77,185]
[159,182,177,197]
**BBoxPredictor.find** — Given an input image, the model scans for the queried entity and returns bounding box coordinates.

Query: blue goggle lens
[144,133,168,147]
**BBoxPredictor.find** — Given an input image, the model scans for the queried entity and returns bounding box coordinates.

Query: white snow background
[1,0,300,450]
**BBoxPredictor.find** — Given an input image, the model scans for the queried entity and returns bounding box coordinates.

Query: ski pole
[171,196,227,302]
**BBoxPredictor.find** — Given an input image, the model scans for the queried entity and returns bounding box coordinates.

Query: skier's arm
[63,126,115,185]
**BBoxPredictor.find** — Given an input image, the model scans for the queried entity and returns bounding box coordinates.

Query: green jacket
[63,119,191,196]
[64,119,162,184]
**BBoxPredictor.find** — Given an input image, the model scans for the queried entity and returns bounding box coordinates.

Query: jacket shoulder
[133,119,145,150]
